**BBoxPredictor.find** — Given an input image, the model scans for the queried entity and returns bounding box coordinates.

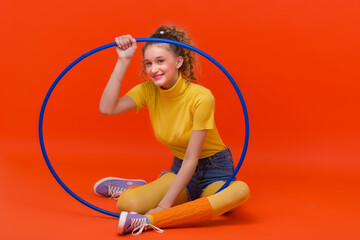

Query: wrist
[117,57,132,64]
[157,202,171,210]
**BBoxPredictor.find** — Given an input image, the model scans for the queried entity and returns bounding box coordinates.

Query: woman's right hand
[115,35,137,60]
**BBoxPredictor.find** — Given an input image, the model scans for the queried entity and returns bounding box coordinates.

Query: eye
[145,62,152,67]
[157,59,164,64]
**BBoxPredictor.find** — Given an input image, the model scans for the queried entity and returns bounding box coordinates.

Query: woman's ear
[176,56,184,69]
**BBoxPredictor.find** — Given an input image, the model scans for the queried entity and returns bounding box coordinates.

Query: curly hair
[140,25,197,83]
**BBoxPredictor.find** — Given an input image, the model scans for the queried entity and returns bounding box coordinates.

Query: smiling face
[143,44,184,89]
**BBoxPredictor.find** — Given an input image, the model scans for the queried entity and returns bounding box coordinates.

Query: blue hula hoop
[39,38,249,218]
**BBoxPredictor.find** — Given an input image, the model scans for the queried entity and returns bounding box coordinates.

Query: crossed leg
[117,172,250,228]
[147,180,249,228]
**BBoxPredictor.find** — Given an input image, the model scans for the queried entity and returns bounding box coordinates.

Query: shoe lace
[108,186,125,199]
[130,218,164,236]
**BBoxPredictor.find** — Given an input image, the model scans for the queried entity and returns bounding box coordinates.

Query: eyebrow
[144,56,164,61]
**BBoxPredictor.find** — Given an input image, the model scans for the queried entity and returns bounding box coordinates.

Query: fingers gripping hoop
[38,38,249,218]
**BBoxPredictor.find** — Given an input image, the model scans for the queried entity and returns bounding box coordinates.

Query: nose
[151,63,158,73]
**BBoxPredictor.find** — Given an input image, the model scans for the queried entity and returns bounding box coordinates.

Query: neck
[161,71,179,90]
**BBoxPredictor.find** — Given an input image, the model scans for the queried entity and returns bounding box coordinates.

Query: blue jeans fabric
[162,147,235,201]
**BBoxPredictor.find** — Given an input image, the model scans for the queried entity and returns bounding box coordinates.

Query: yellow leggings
[117,173,250,227]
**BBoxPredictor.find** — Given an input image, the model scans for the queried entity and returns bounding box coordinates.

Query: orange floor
[2,0,360,239]
[1,139,360,239]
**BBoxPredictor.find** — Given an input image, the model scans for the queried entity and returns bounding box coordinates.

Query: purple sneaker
[93,177,146,199]
[117,211,163,235]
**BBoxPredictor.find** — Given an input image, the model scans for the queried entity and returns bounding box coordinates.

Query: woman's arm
[146,129,208,214]
[99,35,137,115]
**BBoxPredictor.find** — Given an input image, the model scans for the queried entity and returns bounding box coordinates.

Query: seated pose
[95,25,250,235]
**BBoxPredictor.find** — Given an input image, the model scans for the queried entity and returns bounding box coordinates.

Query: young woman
[95,25,250,235]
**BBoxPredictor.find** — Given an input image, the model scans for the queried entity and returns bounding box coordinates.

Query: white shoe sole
[117,211,129,234]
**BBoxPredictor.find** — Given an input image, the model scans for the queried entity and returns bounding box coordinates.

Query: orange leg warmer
[149,197,213,228]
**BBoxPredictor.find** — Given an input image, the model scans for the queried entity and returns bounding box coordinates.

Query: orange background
[1,0,360,239]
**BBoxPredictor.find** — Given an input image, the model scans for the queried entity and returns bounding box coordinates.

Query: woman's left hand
[145,205,168,215]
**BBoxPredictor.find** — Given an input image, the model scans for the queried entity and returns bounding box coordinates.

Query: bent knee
[116,191,143,213]
[230,181,250,204]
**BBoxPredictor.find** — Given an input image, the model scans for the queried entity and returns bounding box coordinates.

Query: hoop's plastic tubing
[39,38,249,218]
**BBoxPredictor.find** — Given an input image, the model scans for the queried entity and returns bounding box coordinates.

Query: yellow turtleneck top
[125,74,226,159]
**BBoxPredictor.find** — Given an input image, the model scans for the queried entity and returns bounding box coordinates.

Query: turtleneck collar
[159,73,188,101]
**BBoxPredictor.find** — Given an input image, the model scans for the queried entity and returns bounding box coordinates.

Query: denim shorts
[161,147,235,201]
